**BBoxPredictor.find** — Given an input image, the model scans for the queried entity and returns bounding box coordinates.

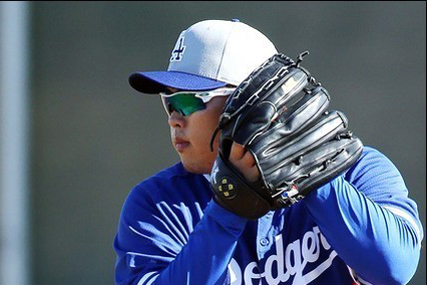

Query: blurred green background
[1,1,425,284]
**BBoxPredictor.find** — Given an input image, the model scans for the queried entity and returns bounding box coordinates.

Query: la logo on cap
[170,31,186,62]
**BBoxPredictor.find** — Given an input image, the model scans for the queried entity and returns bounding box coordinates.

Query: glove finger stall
[295,135,363,196]
[250,86,330,146]
[254,110,348,178]
[267,134,363,191]
[230,101,276,146]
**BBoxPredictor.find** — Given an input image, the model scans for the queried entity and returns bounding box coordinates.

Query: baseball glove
[210,52,363,220]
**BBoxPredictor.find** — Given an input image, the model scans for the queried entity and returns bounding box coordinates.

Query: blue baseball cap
[129,19,278,94]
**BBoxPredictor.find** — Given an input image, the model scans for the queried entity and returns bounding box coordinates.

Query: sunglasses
[159,87,235,117]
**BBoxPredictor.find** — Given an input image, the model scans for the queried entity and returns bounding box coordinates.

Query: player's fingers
[229,142,246,160]
[229,142,260,182]
[240,150,256,168]
[244,165,260,182]
[230,142,257,168]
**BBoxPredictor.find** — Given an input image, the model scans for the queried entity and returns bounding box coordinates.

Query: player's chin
[180,156,213,175]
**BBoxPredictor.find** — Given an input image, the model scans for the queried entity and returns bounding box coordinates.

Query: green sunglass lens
[165,94,206,116]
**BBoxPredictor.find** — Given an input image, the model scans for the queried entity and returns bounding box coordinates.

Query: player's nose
[168,111,186,128]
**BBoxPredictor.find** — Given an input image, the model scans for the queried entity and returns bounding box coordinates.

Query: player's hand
[228,142,260,182]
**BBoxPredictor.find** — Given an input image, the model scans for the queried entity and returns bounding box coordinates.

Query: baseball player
[113,19,423,285]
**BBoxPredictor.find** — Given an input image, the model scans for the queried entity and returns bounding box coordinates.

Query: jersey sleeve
[113,179,248,285]
[303,146,423,284]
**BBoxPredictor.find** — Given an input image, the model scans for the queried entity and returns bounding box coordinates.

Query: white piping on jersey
[203,174,211,181]
[382,205,423,247]
[137,271,158,285]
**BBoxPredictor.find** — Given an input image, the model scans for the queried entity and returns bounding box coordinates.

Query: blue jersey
[113,147,423,285]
